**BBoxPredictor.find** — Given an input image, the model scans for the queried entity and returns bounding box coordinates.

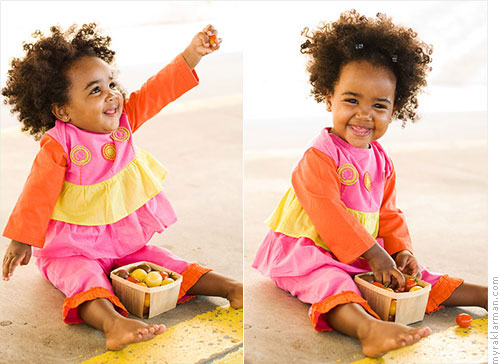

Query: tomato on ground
[456,313,473,328]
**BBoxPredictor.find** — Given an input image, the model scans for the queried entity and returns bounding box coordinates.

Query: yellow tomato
[130,268,148,282]
[161,277,175,286]
[144,293,150,308]
[409,286,423,292]
[145,271,163,287]
[389,300,397,316]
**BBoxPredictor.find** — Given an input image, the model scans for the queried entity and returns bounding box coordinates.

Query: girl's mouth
[349,125,373,137]
[104,107,118,116]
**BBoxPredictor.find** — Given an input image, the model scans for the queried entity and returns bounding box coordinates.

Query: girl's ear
[51,103,70,122]
[325,95,333,112]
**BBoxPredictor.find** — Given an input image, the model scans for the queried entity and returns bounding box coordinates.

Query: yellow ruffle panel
[265,187,379,252]
[51,149,167,226]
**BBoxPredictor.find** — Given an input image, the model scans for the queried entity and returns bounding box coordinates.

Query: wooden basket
[110,261,183,319]
[354,272,431,325]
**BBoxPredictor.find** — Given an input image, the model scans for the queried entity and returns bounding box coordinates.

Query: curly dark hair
[2,23,123,140]
[300,9,432,124]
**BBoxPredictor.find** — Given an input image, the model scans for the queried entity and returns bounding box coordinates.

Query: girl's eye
[344,98,358,104]
[110,82,116,89]
[374,103,387,109]
[90,86,100,95]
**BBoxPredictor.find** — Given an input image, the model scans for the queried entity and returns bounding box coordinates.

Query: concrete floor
[0,53,243,363]
[244,111,488,364]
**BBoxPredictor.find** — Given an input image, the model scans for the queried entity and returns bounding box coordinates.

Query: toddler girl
[252,10,487,358]
[1,23,242,351]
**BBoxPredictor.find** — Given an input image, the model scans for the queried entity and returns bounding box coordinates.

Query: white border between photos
[488,2,499,364]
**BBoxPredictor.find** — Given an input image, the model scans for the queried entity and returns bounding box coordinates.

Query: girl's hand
[394,250,421,279]
[182,24,222,70]
[2,240,32,281]
[362,243,405,291]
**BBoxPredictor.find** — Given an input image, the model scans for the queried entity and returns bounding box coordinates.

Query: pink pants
[253,230,463,331]
[36,244,211,324]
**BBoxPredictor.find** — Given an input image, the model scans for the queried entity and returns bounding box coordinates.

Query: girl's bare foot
[226,281,243,309]
[104,316,166,351]
[357,320,431,358]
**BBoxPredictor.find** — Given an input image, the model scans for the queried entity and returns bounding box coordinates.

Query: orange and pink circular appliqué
[101,143,117,161]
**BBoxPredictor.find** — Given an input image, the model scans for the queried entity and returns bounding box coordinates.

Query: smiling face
[326,60,397,148]
[51,56,123,134]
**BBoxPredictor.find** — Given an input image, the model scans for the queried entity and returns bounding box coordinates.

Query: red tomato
[209,34,217,46]
[456,313,472,328]
[126,276,140,284]
[405,279,417,292]
[372,282,393,291]
[159,271,169,280]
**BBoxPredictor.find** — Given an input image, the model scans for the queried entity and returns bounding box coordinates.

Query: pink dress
[253,128,463,331]
[3,54,211,324]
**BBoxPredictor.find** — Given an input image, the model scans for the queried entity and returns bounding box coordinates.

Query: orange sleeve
[3,134,67,248]
[292,148,376,264]
[377,166,413,255]
[123,53,199,132]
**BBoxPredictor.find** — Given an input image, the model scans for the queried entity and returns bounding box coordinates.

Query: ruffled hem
[51,149,167,225]
[426,274,464,314]
[33,192,177,259]
[63,286,129,325]
[310,291,380,331]
[265,187,379,253]
[177,263,212,302]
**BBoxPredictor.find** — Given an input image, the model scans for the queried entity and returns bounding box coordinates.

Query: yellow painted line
[350,316,488,364]
[210,347,243,364]
[80,306,242,364]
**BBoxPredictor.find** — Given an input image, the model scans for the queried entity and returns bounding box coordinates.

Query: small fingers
[397,254,409,272]
[8,254,23,277]
[2,255,12,280]
[391,268,406,291]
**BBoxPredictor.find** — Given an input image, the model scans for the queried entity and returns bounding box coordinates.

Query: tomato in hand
[404,278,417,292]
[456,313,473,328]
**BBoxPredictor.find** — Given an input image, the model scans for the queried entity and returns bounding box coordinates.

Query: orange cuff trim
[62,286,129,325]
[426,275,464,314]
[177,263,212,302]
[310,291,380,332]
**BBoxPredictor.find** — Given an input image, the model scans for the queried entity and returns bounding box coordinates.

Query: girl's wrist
[182,47,202,70]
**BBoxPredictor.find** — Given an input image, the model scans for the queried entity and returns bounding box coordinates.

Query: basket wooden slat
[354,272,431,325]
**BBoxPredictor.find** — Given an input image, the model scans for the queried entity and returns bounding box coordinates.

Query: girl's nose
[106,91,116,101]
[356,112,373,121]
